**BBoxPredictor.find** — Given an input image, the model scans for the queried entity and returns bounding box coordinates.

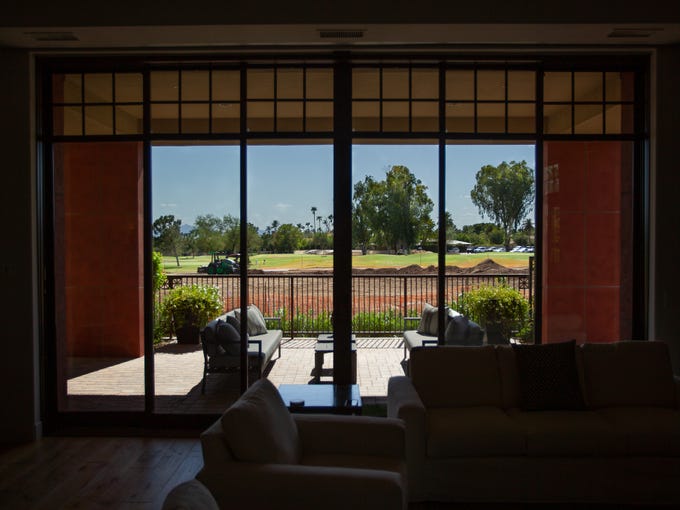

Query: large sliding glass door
[43,56,647,427]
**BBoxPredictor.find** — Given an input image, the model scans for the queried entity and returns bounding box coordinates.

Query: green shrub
[162,284,223,331]
[456,285,530,342]
[152,251,167,293]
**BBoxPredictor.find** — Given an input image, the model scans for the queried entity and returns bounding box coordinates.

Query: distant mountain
[180,224,195,234]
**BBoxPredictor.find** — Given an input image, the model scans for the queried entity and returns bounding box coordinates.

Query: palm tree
[311,206,317,233]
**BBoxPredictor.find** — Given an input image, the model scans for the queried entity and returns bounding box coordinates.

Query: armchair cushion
[220,378,300,464]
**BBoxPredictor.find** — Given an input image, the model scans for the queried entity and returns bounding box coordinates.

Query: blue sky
[152,143,535,230]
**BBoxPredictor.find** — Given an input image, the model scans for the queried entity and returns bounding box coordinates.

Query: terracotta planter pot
[176,324,200,344]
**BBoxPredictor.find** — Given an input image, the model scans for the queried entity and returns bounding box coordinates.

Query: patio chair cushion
[202,320,226,357]
[417,303,453,336]
[221,378,300,464]
[215,319,241,356]
[235,304,268,336]
[444,315,484,346]
[512,340,585,411]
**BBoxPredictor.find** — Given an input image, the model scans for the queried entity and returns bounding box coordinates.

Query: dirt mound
[351,259,527,275]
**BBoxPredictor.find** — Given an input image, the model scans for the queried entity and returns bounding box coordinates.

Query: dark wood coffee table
[278,384,362,415]
[314,334,357,383]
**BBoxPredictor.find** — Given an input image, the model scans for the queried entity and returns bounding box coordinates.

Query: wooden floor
[0,436,672,509]
[0,436,203,509]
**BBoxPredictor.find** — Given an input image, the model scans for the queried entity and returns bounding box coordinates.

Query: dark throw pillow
[215,319,241,356]
[444,315,470,345]
[226,314,241,333]
[512,340,585,411]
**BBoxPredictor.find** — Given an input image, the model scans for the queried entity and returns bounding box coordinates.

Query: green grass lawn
[162,251,532,274]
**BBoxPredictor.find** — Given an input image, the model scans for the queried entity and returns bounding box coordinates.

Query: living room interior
[1,1,680,508]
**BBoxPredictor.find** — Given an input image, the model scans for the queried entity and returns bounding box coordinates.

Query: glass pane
[212,70,240,101]
[544,104,572,134]
[247,69,274,99]
[247,101,275,131]
[181,103,210,133]
[212,103,240,133]
[84,105,114,135]
[574,72,603,102]
[352,143,438,393]
[544,72,571,102]
[477,70,505,101]
[248,143,333,383]
[151,103,179,134]
[353,68,380,99]
[508,103,535,133]
[606,71,634,102]
[543,141,633,343]
[412,101,438,132]
[445,102,474,133]
[446,70,474,100]
[507,71,535,101]
[53,74,82,103]
[477,103,505,132]
[446,144,536,344]
[54,141,145,412]
[181,70,209,101]
[53,106,82,136]
[277,101,304,131]
[307,68,333,99]
[382,101,409,131]
[115,73,143,103]
[115,105,143,135]
[151,71,179,102]
[382,68,409,99]
[277,68,303,99]
[153,144,241,413]
[84,73,112,103]
[412,69,439,99]
[306,101,333,131]
[574,104,603,134]
[353,101,380,131]
[605,103,634,134]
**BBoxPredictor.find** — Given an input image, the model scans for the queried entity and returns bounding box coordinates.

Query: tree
[271,223,303,253]
[470,160,534,251]
[153,215,182,266]
[353,165,435,254]
[311,206,317,233]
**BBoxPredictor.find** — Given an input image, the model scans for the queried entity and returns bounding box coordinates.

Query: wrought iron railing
[159,259,533,337]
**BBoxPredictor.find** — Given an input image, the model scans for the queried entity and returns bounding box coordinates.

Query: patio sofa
[402,303,486,359]
[388,340,680,505]
[200,305,282,392]
[198,378,407,510]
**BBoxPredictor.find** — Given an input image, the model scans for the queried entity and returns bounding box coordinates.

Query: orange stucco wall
[542,141,632,343]
[54,142,144,357]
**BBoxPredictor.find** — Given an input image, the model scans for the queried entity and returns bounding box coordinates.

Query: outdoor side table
[278,383,362,415]
[314,334,357,383]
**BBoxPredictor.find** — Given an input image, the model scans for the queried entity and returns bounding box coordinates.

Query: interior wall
[0,49,39,443]
[653,44,680,374]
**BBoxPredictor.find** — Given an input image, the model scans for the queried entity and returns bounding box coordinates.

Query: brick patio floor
[66,337,406,413]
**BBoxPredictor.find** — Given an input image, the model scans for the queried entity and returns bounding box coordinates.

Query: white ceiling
[1,23,679,50]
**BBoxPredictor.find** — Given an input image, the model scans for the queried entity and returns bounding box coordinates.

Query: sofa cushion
[410,345,503,408]
[403,330,439,350]
[220,378,300,464]
[512,340,585,411]
[444,315,485,346]
[597,407,680,455]
[235,304,268,336]
[580,341,676,409]
[226,313,241,333]
[215,319,241,356]
[427,407,526,457]
[507,409,622,456]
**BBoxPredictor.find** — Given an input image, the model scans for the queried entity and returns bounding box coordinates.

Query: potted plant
[162,284,223,344]
[456,284,530,344]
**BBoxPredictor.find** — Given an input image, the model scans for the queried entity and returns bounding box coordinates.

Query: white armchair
[197,378,407,510]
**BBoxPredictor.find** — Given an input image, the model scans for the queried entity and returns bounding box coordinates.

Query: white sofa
[198,378,407,510]
[388,341,680,505]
